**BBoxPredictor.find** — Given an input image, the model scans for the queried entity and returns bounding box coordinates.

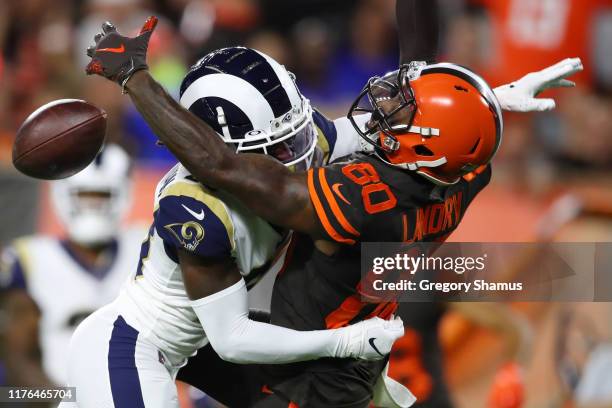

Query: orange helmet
[349,62,503,185]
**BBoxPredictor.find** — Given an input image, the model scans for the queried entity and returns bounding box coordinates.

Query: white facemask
[65,211,118,246]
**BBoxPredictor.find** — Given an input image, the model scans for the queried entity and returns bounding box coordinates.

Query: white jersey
[0,228,145,384]
[116,112,363,364]
[117,163,291,364]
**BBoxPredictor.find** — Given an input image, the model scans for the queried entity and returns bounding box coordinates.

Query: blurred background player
[389,304,452,408]
[554,304,612,407]
[0,144,144,387]
[389,302,531,408]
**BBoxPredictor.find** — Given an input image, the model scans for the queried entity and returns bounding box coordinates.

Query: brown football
[12,99,107,180]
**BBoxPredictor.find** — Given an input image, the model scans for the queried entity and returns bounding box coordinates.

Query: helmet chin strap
[359,135,376,153]
[402,157,447,171]
[416,170,460,186]
[359,135,459,185]
[358,126,441,154]
[367,143,448,173]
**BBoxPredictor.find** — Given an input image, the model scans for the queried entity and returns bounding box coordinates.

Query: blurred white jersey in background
[0,228,145,384]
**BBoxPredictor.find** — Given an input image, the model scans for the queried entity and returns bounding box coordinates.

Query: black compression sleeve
[396,0,440,65]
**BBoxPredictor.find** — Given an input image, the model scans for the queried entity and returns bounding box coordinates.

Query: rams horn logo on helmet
[164,221,205,251]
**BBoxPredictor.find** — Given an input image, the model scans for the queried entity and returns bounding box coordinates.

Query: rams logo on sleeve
[154,182,235,259]
[164,221,205,251]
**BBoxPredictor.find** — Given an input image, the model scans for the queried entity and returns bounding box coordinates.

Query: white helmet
[179,47,318,171]
[51,144,132,246]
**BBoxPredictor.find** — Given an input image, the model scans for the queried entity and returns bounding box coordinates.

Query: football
[12,99,107,180]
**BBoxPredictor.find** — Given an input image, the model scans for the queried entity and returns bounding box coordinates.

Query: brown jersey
[270,153,491,331]
[260,155,490,406]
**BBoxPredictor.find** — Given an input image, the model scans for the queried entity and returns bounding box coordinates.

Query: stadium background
[1,0,612,407]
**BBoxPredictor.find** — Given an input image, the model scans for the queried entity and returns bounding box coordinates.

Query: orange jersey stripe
[365,301,398,321]
[307,170,355,245]
[326,296,397,329]
[324,293,363,329]
[317,168,360,237]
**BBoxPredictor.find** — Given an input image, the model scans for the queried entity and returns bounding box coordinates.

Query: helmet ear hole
[413,145,434,156]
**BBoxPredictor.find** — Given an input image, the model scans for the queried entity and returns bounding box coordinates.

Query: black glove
[86,16,158,89]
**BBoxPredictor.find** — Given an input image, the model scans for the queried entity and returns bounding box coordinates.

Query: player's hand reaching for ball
[335,316,405,361]
[85,16,158,90]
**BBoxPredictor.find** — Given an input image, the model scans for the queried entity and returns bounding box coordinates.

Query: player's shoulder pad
[155,173,235,258]
[306,162,368,245]
[155,163,193,197]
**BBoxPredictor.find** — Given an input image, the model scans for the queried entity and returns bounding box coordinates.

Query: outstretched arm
[126,71,319,235]
[85,5,440,206]
[84,17,333,237]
